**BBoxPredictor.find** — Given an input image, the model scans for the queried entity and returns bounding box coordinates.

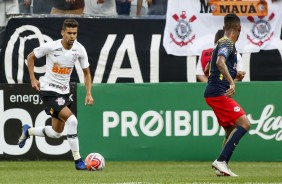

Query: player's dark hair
[62,19,79,30]
[214,29,224,44]
[224,13,240,31]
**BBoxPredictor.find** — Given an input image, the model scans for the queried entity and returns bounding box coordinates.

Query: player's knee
[65,114,78,135]
[50,127,62,138]
[241,119,251,131]
[53,131,62,138]
[66,114,78,126]
[236,115,250,131]
[244,122,250,131]
[43,126,63,138]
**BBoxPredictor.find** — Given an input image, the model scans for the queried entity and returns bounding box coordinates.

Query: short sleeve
[217,37,234,59]
[79,45,89,69]
[33,42,51,59]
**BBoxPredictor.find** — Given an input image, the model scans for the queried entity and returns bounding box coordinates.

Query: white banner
[163,0,282,56]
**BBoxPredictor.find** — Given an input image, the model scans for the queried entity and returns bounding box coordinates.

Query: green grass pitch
[1,161,282,183]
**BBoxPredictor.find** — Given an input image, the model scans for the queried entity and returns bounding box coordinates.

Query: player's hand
[31,79,40,91]
[85,95,94,106]
[225,83,235,97]
[235,71,246,81]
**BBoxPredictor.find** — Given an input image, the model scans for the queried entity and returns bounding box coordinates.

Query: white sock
[65,115,81,160]
[28,126,61,138]
[28,127,45,137]
[68,138,81,160]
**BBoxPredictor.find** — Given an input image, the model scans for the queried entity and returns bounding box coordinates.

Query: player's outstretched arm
[83,67,94,105]
[27,51,40,91]
[196,75,208,82]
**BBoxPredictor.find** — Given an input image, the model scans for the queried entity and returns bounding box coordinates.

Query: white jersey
[83,0,117,16]
[34,39,89,94]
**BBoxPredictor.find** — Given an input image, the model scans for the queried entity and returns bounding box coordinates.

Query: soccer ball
[85,152,105,171]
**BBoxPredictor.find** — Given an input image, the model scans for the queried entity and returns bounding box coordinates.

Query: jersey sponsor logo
[247,13,274,47]
[48,83,67,91]
[234,106,241,112]
[52,64,72,75]
[170,11,197,47]
[56,97,66,106]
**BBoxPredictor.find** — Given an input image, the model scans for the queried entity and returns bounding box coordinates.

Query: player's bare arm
[216,56,235,97]
[204,61,210,76]
[137,0,143,16]
[83,67,94,105]
[196,75,208,83]
[27,51,40,91]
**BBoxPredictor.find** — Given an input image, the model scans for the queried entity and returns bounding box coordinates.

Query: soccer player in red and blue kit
[204,13,250,177]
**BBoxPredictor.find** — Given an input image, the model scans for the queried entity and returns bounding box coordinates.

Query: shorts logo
[50,107,54,115]
[234,106,241,112]
[247,12,274,46]
[170,11,197,47]
[56,97,66,106]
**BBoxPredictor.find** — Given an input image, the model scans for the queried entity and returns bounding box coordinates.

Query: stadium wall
[1,82,282,161]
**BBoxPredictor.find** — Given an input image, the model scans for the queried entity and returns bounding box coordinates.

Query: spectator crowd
[0,0,168,50]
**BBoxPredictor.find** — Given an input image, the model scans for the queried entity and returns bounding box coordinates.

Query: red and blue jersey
[204,37,238,97]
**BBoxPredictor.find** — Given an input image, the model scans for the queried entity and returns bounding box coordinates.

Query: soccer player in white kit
[18,19,93,170]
